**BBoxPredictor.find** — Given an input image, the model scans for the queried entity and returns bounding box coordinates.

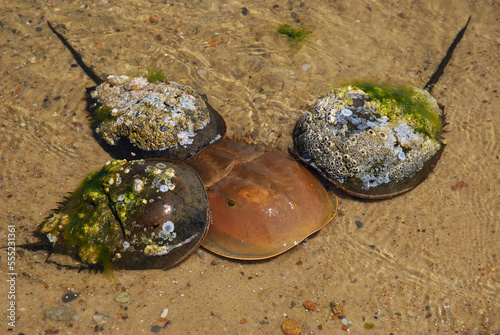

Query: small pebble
[93,313,110,326]
[160,308,169,318]
[302,63,312,71]
[355,220,363,228]
[115,292,130,303]
[331,303,345,316]
[451,180,468,191]
[151,324,162,333]
[44,305,77,321]
[303,300,316,311]
[281,319,302,335]
[62,292,79,303]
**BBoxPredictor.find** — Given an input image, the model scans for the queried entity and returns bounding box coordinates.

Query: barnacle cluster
[91,75,210,152]
[293,84,444,195]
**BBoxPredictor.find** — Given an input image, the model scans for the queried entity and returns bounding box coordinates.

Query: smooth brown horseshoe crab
[186,138,338,260]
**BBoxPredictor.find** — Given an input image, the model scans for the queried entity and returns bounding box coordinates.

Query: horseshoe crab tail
[424,16,471,94]
[47,20,104,86]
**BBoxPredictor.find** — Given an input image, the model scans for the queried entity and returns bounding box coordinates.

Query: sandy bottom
[1,0,498,334]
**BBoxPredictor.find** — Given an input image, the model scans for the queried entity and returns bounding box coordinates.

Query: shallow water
[1,0,498,334]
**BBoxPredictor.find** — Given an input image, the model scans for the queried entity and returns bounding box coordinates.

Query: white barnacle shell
[162,220,175,234]
[132,178,145,193]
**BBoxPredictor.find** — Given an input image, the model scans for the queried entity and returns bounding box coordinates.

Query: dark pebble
[355,220,363,228]
[241,7,248,15]
[369,245,375,249]
[151,325,162,333]
[62,292,79,303]
[426,313,432,318]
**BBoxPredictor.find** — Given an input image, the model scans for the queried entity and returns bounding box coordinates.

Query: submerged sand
[1,0,498,333]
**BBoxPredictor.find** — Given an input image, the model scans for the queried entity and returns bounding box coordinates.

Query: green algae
[39,160,128,270]
[364,322,375,329]
[277,24,312,43]
[92,105,114,126]
[138,67,165,83]
[353,82,443,140]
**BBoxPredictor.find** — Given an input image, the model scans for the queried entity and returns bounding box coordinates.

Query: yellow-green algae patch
[277,23,312,43]
[40,160,128,269]
[353,82,443,140]
[137,67,165,83]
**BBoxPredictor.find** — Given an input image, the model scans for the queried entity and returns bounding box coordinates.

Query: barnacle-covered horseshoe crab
[291,17,471,199]
[89,73,226,161]
[292,83,445,199]
[47,22,226,162]
[37,159,211,270]
[186,138,338,260]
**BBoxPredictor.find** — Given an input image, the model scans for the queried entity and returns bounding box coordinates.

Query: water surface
[1,0,498,333]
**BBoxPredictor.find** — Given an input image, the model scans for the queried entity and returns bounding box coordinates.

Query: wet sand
[1,0,498,334]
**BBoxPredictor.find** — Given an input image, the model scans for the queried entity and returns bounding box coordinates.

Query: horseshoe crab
[186,138,338,260]
[47,21,226,162]
[291,17,471,199]
[89,74,226,161]
[37,159,210,270]
[292,83,445,199]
